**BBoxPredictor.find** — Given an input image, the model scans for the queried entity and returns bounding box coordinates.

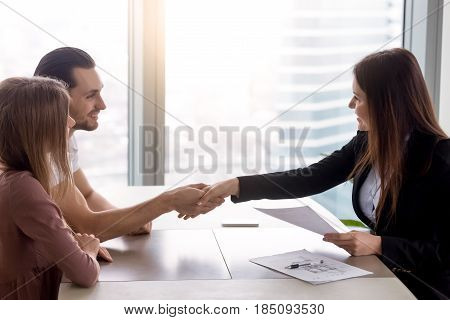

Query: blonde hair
[0,76,73,200]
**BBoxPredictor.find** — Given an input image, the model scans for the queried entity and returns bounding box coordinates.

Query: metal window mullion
[403,0,444,114]
[128,0,165,186]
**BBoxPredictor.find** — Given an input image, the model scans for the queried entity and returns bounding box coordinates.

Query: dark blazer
[231,130,450,299]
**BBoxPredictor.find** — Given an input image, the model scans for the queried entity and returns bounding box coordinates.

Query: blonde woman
[0,77,100,299]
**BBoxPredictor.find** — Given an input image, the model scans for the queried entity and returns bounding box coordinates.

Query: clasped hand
[166,183,225,219]
[174,178,239,220]
[173,179,382,257]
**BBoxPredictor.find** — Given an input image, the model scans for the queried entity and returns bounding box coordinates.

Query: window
[0,0,128,188]
[1,0,407,220]
[164,0,404,220]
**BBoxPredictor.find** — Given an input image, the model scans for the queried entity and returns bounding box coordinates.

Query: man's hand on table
[127,221,152,236]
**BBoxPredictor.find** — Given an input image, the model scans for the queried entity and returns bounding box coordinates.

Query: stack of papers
[250,249,372,285]
[254,206,350,235]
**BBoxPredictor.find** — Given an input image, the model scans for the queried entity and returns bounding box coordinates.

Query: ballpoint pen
[285,260,324,269]
[285,262,311,269]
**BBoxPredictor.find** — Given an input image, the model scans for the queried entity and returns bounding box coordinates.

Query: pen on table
[285,260,324,269]
[285,262,311,269]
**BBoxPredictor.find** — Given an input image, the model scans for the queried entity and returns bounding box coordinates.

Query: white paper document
[250,249,372,284]
[254,206,349,235]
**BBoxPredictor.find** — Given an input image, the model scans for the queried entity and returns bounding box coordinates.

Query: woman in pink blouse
[0,77,100,299]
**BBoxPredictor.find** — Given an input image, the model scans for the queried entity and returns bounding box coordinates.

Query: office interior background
[1,0,449,224]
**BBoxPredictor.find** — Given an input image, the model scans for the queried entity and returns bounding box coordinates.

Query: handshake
[165,178,240,220]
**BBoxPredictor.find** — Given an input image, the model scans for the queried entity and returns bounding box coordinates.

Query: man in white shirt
[34,47,222,253]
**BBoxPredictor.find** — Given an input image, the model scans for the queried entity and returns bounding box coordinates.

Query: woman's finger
[187,183,208,190]
[198,187,219,205]
[341,247,355,255]
[323,232,354,241]
[213,197,225,205]
[98,247,113,262]
[325,239,354,246]
[197,202,216,211]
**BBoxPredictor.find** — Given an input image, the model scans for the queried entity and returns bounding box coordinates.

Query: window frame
[403,0,445,114]
[128,0,165,186]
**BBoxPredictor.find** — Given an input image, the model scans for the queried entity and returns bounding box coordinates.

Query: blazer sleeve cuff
[230,175,261,203]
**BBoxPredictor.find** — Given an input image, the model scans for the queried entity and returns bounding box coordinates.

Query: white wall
[439,3,450,134]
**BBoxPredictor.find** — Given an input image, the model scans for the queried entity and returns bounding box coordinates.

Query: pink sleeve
[9,174,99,287]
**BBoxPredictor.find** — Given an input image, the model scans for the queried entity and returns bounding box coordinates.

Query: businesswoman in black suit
[193,48,450,299]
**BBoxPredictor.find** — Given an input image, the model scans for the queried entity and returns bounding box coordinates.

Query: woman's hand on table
[74,233,101,260]
[323,231,382,256]
[97,246,113,262]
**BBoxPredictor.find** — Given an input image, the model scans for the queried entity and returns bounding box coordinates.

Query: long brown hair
[350,48,447,223]
[0,76,73,200]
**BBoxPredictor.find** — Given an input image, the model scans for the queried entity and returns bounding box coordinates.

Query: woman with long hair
[194,48,450,299]
[0,77,100,299]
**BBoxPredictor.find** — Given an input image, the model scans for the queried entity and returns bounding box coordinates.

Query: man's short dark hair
[34,47,96,88]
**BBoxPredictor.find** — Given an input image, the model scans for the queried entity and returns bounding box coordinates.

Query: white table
[59,186,415,300]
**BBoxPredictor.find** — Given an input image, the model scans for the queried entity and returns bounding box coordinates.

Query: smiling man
[33,47,223,250]
[69,67,105,132]
[34,48,119,216]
